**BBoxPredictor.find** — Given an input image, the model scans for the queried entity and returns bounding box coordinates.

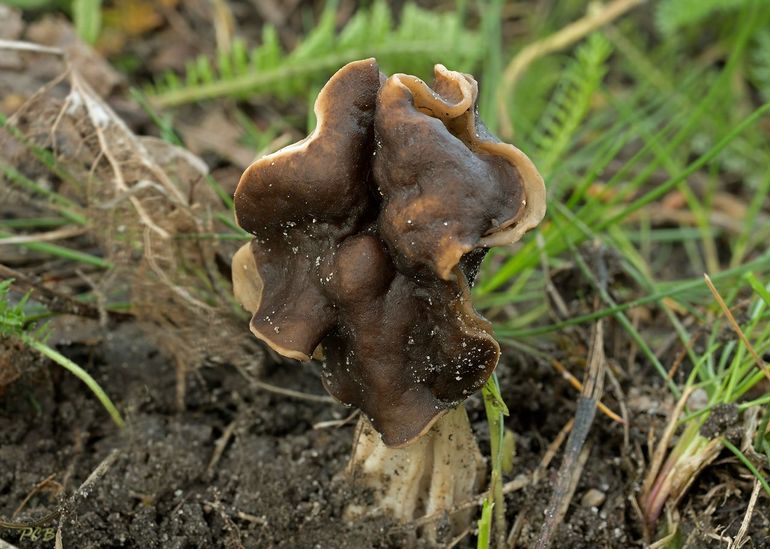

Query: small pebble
[581,488,606,508]
[687,388,709,411]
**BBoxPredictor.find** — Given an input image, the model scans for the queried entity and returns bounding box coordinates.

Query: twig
[60,429,85,492]
[666,332,701,381]
[0,450,119,531]
[233,511,268,526]
[531,416,575,484]
[409,493,488,529]
[210,0,236,54]
[506,509,527,548]
[313,410,360,430]
[604,365,631,455]
[201,500,246,548]
[537,233,570,319]
[69,449,120,502]
[497,0,645,138]
[207,420,238,479]
[446,526,471,549]
[74,270,110,327]
[250,378,336,404]
[0,264,131,321]
[12,475,61,519]
[143,228,213,313]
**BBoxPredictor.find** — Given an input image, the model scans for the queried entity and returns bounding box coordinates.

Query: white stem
[346,405,484,544]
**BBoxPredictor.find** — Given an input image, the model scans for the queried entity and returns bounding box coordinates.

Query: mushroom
[374,65,546,280]
[232,59,545,542]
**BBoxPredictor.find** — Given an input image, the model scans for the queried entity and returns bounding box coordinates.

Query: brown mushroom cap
[374,65,545,280]
[319,234,499,446]
[232,59,545,447]
[232,58,382,360]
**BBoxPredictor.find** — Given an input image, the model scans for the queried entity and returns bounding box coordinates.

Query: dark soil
[1,321,392,548]
[3,319,768,548]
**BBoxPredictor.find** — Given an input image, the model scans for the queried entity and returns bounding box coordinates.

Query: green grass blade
[23,334,124,428]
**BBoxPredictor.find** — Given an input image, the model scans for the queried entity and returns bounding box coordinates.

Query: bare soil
[2,319,768,548]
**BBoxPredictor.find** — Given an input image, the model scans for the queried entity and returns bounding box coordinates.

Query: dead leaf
[25,16,122,97]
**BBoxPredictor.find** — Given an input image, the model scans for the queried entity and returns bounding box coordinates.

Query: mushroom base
[345,405,484,544]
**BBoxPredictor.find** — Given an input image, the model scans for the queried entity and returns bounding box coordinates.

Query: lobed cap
[232,59,545,447]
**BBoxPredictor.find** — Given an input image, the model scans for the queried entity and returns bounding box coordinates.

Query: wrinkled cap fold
[232,59,545,447]
[319,234,500,446]
[232,58,381,360]
[375,64,545,280]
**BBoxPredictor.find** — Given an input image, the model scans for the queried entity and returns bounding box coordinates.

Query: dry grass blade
[728,479,761,549]
[536,319,606,548]
[0,39,63,56]
[71,449,120,499]
[249,378,336,404]
[640,387,694,501]
[550,358,625,424]
[537,444,593,549]
[704,274,770,383]
[12,475,60,519]
[0,226,85,245]
[497,0,645,138]
[3,46,266,400]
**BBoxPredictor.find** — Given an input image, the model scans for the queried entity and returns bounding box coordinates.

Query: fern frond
[0,279,29,338]
[148,1,482,108]
[752,29,770,103]
[656,0,752,36]
[529,33,613,181]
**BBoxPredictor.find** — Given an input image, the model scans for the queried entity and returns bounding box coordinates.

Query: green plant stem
[22,334,124,428]
[498,248,770,338]
[723,438,770,497]
[479,374,507,548]
[0,218,70,229]
[0,113,84,193]
[1,161,87,225]
[643,421,712,525]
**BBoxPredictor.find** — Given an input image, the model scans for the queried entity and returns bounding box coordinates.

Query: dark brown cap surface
[232,60,545,447]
